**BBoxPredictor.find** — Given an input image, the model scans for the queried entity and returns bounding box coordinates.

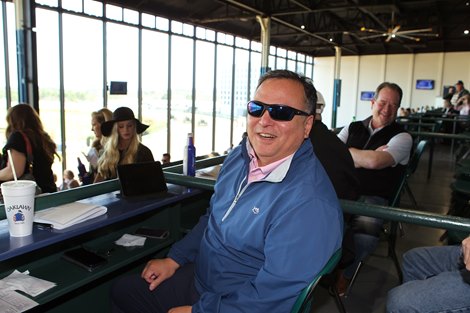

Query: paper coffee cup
[2,180,37,237]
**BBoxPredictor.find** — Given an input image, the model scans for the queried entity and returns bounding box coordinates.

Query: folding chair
[291,249,343,313]
[345,140,429,296]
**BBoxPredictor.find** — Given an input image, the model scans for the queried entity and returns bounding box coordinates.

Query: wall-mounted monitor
[110,81,127,95]
[360,91,375,101]
[416,79,434,90]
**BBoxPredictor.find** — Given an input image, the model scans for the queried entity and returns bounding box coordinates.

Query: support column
[256,15,270,75]
[14,0,38,111]
[331,46,342,128]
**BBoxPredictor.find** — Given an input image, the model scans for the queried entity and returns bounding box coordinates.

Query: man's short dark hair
[257,70,317,114]
[374,82,403,106]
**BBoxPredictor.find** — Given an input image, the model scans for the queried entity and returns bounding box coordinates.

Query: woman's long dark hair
[6,104,59,164]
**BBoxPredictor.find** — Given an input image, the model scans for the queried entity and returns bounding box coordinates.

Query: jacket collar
[240,137,310,183]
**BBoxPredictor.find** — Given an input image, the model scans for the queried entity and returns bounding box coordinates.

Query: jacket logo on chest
[252,206,260,215]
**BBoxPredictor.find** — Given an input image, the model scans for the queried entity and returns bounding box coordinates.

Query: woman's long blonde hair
[96,121,140,179]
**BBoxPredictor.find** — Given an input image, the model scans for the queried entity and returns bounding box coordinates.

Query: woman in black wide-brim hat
[94,107,154,182]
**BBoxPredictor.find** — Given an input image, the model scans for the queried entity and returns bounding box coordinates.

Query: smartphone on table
[134,227,170,239]
[62,247,107,272]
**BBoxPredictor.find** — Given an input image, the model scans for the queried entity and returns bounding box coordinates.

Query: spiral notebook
[117,161,170,198]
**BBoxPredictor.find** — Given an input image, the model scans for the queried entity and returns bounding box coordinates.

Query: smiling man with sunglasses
[111,70,343,313]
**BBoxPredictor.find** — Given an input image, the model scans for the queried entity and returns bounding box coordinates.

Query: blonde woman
[89,108,113,160]
[80,108,113,185]
[94,107,153,182]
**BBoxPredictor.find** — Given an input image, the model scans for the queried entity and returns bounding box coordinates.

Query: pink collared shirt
[246,141,292,184]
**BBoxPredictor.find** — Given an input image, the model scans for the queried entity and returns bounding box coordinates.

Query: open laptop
[117,161,173,199]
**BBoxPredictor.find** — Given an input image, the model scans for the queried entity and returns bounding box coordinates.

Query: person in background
[451,80,469,106]
[398,107,407,117]
[195,151,222,179]
[455,94,470,133]
[161,153,171,165]
[59,169,80,190]
[442,98,457,115]
[308,90,360,284]
[386,236,470,312]
[0,104,58,193]
[94,107,154,182]
[443,86,455,104]
[80,108,113,184]
[440,99,459,136]
[309,90,359,201]
[456,94,470,116]
[336,82,413,294]
[111,70,343,313]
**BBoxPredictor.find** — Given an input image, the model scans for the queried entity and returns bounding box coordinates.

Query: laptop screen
[117,161,168,197]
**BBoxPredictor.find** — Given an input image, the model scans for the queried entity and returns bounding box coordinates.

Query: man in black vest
[336,82,413,294]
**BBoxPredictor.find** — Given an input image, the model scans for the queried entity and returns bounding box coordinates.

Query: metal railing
[2,154,469,235]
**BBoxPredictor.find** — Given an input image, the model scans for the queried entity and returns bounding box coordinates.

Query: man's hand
[141,257,180,291]
[168,306,192,313]
[462,237,470,271]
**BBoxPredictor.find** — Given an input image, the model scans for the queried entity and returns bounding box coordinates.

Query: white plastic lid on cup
[2,180,37,195]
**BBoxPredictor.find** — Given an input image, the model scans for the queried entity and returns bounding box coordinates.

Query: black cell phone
[62,247,107,272]
[134,227,169,239]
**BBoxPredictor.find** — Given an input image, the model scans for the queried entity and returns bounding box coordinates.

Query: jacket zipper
[222,176,248,221]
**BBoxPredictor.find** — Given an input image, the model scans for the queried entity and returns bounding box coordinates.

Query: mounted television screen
[360,91,375,101]
[110,81,127,95]
[416,79,434,90]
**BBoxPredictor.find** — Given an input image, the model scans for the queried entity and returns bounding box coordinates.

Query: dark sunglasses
[247,100,311,121]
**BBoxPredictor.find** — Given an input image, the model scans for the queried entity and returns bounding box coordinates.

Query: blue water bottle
[183,133,196,176]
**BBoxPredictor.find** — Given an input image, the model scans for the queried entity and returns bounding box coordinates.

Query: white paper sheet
[0,270,57,313]
[34,201,107,230]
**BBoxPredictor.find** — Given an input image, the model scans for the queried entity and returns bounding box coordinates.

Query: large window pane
[233,48,248,149]
[195,40,214,156]
[287,59,296,72]
[7,4,18,107]
[276,57,286,69]
[306,63,313,79]
[141,30,169,162]
[215,45,233,154]
[170,35,193,161]
[250,51,261,98]
[296,61,305,75]
[62,0,82,12]
[62,14,103,173]
[36,8,62,179]
[0,2,17,148]
[0,7,5,112]
[107,22,138,113]
[84,0,102,17]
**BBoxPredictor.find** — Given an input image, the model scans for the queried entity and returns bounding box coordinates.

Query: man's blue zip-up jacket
[168,138,343,312]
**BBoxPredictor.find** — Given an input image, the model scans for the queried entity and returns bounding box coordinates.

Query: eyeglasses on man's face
[247,100,310,122]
